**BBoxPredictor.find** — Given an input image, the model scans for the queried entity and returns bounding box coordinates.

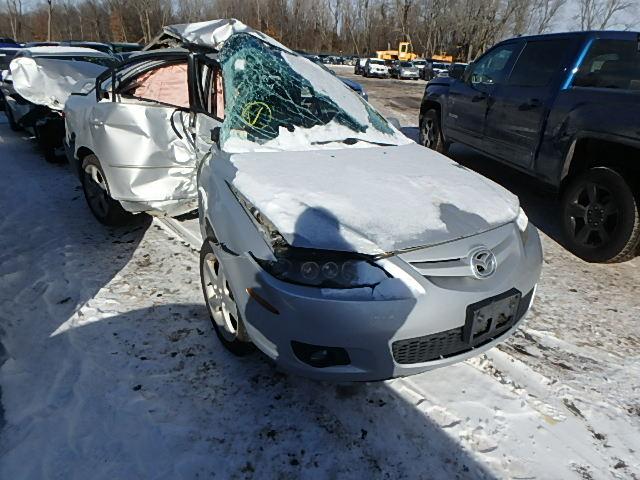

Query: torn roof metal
[144,18,291,53]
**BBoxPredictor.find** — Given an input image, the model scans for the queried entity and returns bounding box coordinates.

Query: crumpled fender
[10,57,107,110]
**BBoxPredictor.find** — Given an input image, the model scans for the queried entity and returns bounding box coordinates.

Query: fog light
[291,341,350,368]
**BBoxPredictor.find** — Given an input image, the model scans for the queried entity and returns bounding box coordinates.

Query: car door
[484,38,577,169]
[445,42,523,151]
[188,53,225,166]
[88,51,198,206]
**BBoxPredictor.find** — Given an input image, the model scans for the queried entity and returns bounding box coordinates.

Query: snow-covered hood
[228,143,520,255]
[146,18,290,53]
[10,56,108,110]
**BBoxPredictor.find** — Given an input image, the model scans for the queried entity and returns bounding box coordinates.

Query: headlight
[516,207,529,245]
[255,249,388,288]
[229,182,389,288]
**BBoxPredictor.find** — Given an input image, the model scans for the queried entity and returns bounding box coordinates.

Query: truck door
[484,38,575,168]
[445,42,522,151]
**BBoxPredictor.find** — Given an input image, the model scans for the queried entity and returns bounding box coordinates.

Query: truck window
[573,39,640,90]
[508,40,568,87]
[467,43,521,87]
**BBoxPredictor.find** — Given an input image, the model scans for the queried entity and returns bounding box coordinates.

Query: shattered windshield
[219,34,406,152]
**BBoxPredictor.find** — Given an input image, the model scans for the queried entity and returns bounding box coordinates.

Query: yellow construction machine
[376,42,417,61]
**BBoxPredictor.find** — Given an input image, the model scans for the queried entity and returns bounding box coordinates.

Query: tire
[200,240,254,356]
[561,167,640,263]
[5,106,20,132]
[81,154,133,226]
[35,125,60,163]
[419,109,448,154]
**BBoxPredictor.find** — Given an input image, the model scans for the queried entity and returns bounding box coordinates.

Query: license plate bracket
[463,289,521,346]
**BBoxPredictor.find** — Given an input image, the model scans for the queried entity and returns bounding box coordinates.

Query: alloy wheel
[422,118,436,148]
[566,181,619,248]
[202,253,239,342]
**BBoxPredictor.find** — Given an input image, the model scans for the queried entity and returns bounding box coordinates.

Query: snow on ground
[0,108,639,479]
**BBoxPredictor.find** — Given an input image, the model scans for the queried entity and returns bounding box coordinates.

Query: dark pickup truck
[419,31,640,263]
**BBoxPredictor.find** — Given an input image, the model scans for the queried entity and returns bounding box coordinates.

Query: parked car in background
[3,46,117,161]
[420,30,640,263]
[413,58,428,73]
[419,59,435,80]
[448,62,469,79]
[0,46,21,110]
[354,57,367,75]
[0,37,19,48]
[363,58,389,78]
[390,61,420,79]
[59,41,114,55]
[110,42,143,54]
[432,61,451,77]
[24,41,60,48]
[305,55,368,99]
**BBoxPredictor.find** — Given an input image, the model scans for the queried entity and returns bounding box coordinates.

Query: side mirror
[388,117,402,130]
[211,126,221,147]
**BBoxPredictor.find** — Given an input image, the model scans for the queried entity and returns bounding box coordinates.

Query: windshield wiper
[311,137,396,147]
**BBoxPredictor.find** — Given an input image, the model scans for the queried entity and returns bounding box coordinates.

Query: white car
[364,58,389,78]
[67,19,543,381]
[2,46,116,161]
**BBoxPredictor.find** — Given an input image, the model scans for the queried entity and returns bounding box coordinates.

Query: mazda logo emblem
[469,247,497,279]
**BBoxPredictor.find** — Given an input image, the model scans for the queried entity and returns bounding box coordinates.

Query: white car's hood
[10,56,107,110]
[228,143,519,255]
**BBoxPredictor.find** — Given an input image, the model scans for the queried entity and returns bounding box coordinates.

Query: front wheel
[561,167,640,263]
[200,240,254,356]
[81,154,132,226]
[419,109,448,154]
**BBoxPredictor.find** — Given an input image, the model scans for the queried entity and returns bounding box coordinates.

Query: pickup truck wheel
[420,109,448,154]
[81,155,132,226]
[561,167,640,263]
[200,240,254,356]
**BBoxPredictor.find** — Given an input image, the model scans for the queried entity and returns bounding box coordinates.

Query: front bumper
[367,71,388,78]
[399,72,420,79]
[218,222,542,381]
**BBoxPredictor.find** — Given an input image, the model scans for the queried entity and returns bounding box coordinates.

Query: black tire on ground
[200,240,254,356]
[561,167,640,263]
[35,125,61,163]
[419,109,448,154]
[81,154,133,226]
[5,106,20,132]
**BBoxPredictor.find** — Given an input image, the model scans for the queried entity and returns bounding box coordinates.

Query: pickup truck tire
[420,109,448,154]
[561,167,640,263]
[81,154,132,226]
[200,240,254,356]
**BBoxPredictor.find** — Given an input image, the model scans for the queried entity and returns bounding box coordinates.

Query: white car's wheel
[81,154,132,226]
[200,240,253,355]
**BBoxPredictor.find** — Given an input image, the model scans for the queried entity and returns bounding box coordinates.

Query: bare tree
[5,0,22,40]
[579,0,632,29]
[46,0,52,41]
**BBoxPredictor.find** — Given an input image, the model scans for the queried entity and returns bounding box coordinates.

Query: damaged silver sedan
[65,19,542,381]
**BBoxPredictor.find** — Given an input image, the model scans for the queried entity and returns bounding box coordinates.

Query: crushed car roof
[145,18,290,53]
